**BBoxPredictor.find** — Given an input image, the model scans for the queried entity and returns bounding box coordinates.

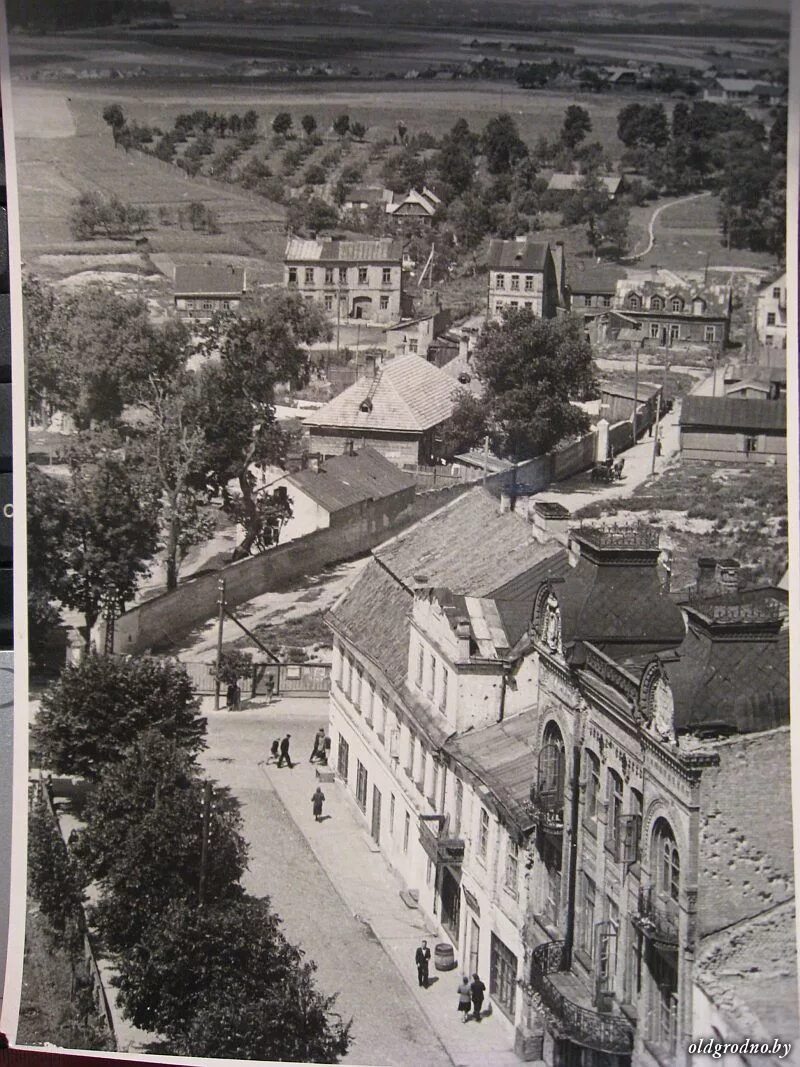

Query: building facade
[679,395,787,465]
[173,264,247,321]
[486,238,563,319]
[612,276,731,349]
[284,237,403,324]
[754,272,787,350]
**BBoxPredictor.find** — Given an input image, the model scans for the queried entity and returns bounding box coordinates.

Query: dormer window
[692,298,706,314]
[670,297,683,313]
[627,293,641,310]
[650,296,663,311]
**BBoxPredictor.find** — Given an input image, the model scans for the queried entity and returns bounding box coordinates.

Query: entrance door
[441,868,461,944]
[469,918,480,976]
[371,785,382,845]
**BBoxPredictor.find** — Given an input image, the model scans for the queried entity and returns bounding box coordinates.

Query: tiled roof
[328,558,410,690]
[284,237,403,263]
[445,709,541,835]
[547,173,621,194]
[486,238,551,273]
[568,263,628,294]
[305,354,460,433]
[376,486,565,597]
[614,276,731,318]
[555,528,686,655]
[662,608,789,734]
[173,264,245,296]
[680,396,787,432]
[723,362,787,386]
[287,446,415,513]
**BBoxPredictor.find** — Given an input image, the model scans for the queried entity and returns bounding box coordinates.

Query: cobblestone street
[200,699,524,1067]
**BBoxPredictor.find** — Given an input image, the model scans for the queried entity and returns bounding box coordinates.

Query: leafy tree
[332,114,350,138]
[304,163,327,185]
[55,439,161,637]
[76,731,245,952]
[69,192,150,241]
[34,656,206,779]
[27,464,72,642]
[435,119,479,196]
[349,120,367,141]
[472,311,597,460]
[446,185,492,249]
[617,102,669,150]
[27,792,85,952]
[286,195,340,235]
[212,649,254,686]
[769,107,788,156]
[101,104,125,131]
[561,170,613,255]
[595,202,630,255]
[242,109,259,133]
[272,112,293,136]
[114,894,351,1061]
[560,105,592,150]
[439,389,488,458]
[228,113,242,136]
[192,291,329,557]
[381,147,427,193]
[481,113,528,174]
[301,113,317,138]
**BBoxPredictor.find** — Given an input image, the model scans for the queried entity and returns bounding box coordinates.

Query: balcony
[529,941,634,1055]
[632,887,679,950]
[419,815,465,868]
[527,785,564,837]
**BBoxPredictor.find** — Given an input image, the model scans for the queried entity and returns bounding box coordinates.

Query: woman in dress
[457,976,472,1022]
[311,786,326,822]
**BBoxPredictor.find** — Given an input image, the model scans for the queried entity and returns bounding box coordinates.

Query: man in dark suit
[277,733,293,768]
[415,940,431,987]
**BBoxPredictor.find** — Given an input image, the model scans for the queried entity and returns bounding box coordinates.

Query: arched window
[670,297,683,313]
[650,296,663,311]
[539,721,565,799]
[627,293,641,310]
[653,818,680,902]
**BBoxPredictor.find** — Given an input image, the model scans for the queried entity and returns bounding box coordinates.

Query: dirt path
[626,191,713,260]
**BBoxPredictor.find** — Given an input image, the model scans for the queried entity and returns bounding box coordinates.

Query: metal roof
[486,238,551,273]
[284,237,403,263]
[287,447,415,513]
[680,396,787,432]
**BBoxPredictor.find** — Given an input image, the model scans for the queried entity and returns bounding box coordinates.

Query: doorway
[469,918,480,976]
[441,868,461,944]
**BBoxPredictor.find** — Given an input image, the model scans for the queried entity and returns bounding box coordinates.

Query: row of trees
[272,111,368,142]
[26,278,329,645]
[31,654,351,1060]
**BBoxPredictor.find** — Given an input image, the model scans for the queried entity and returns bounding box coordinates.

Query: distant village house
[284,237,404,324]
[486,237,566,319]
[173,263,246,321]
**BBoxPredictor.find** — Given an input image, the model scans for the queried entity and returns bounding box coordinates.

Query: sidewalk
[205,702,525,1067]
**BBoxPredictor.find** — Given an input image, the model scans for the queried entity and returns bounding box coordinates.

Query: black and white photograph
[0,0,797,1064]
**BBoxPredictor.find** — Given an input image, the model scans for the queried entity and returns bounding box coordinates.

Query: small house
[173,264,247,320]
[679,395,786,464]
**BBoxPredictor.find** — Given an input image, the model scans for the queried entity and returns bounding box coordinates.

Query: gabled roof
[547,173,621,195]
[376,486,565,597]
[287,447,415,513]
[386,188,440,217]
[680,396,787,432]
[174,264,246,297]
[615,276,731,318]
[486,238,551,273]
[568,263,628,294]
[306,354,460,433]
[723,362,787,386]
[284,237,403,264]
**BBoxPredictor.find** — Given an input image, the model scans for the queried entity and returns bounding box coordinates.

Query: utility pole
[199,780,212,907]
[214,578,225,711]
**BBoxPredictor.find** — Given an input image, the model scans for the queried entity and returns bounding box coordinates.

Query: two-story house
[173,263,247,321]
[284,237,403,324]
[486,238,565,319]
[754,271,787,350]
[611,272,732,349]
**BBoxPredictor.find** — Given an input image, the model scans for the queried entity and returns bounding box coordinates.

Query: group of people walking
[415,940,486,1022]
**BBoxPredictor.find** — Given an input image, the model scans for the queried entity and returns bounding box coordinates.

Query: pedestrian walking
[415,940,431,988]
[470,973,486,1020]
[277,733,293,768]
[457,975,472,1022]
[309,727,326,763]
[269,738,280,764]
[322,735,332,764]
[226,681,237,709]
[311,786,326,821]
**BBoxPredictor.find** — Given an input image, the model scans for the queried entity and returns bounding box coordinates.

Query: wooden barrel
[434,942,456,971]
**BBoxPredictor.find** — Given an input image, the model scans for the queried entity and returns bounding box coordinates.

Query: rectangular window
[428,655,436,697]
[337,736,350,781]
[356,761,368,812]
[585,750,600,831]
[490,934,518,1020]
[504,840,519,896]
[364,682,374,725]
[525,301,533,309]
[403,811,410,853]
[510,301,518,308]
[288,267,297,285]
[607,771,624,858]
[669,324,680,341]
[354,667,363,711]
[477,808,490,863]
[440,668,448,711]
[455,778,463,836]
[602,295,611,307]
[304,267,314,285]
[417,748,426,793]
[510,274,520,291]
[705,325,717,342]
[324,294,333,311]
[766,312,776,325]
[390,794,396,836]
[744,434,759,453]
[358,267,368,284]
[650,322,660,339]
[339,267,347,285]
[406,733,416,777]
[334,643,343,687]
[380,294,389,311]
[524,275,533,291]
[430,761,439,807]
[408,336,417,352]
[581,875,596,956]
[773,287,781,299]
[343,656,352,698]
[324,267,334,285]
[416,645,424,687]
[496,273,505,290]
[382,267,391,285]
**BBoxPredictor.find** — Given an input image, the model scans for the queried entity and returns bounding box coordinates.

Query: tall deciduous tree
[192,292,329,557]
[471,311,597,459]
[301,113,317,137]
[560,105,592,150]
[272,112,293,136]
[34,656,206,780]
[26,464,72,643]
[481,113,528,175]
[332,114,350,138]
[115,894,351,1061]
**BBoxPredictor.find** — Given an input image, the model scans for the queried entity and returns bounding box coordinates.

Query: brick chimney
[696,558,717,597]
[531,501,571,546]
[715,558,741,594]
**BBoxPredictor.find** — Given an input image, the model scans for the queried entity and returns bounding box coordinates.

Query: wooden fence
[180,659,331,699]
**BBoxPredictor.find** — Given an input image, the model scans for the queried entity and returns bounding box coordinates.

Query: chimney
[309,453,321,474]
[499,490,514,513]
[531,501,571,546]
[455,618,471,660]
[716,558,741,594]
[696,557,717,598]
